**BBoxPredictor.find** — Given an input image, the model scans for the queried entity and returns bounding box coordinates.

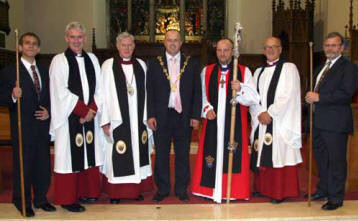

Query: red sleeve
[88,100,98,112]
[72,100,90,117]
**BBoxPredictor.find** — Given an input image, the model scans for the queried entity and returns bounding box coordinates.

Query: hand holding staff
[226,22,243,203]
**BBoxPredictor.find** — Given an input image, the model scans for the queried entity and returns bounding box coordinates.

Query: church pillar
[127,0,132,32]
[149,0,155,42]
[180,0,185,41]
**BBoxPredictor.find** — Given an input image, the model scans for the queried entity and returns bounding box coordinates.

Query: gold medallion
[254,139,259,151]
[115,140,127,154]
[263,133,273,146]
[127,86,134,96]
[205,155,215,168]
[170,83,177,92]
[75,133,84,147]
[86,130,94,144]
[141,130,148,144]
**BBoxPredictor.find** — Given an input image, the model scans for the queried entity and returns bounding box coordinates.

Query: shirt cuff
[202,104,213,118]
[73,100,90,118]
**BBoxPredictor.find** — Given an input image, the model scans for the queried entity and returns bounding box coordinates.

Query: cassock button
[86,130,94,144]
[264,133,273,146]
[116,140,127,154]
[75,133,84,147]
[141,130,148,144]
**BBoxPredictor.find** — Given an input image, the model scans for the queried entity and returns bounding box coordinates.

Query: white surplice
[49,52,105,173]
[194,65,259,203]
[100,58,153,184]
[250,62,302,168]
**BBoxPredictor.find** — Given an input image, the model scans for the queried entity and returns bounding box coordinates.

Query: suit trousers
[12,134,51,209]
[153,108,192,195]
[313,126,348,204]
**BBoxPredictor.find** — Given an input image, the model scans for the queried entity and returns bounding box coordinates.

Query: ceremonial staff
[226,23,243,203]
[14,29,26,216]
[307,41,314,207]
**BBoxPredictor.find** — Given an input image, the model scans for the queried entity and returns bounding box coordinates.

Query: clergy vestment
[191,63,259,203]
[250,59,302,200]
[100,57,153,199]
[49,49,105,205]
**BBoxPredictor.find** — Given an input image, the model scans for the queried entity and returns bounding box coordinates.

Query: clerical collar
[119,57,133,65]
[266,58,280,67]
[219,63,230,73]
[76,53,83,57]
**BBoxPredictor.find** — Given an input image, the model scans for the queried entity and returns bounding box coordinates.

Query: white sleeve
[201,67,213,118]
[49,54,79,134]
[235,67,260,106]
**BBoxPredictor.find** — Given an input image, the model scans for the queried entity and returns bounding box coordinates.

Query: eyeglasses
[263,45,281,50]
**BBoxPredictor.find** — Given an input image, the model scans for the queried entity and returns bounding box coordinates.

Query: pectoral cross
[220,78,226,88]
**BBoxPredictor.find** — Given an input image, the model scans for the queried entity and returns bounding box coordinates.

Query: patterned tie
[314,61,332,92]
[30,65,41,100]
[169,57,182,113]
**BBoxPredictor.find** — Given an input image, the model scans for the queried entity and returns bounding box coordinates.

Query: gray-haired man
[49,21,104,212]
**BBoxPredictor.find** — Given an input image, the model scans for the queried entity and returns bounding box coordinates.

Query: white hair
[116,32,135,42]
[65,22,86,35]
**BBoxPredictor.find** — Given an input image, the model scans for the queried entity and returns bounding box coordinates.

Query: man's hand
[102,124,110,136]
[190,119,200,129]
[34,105,49,120]
[12,81,22,99]
[79,109,96,124]
[206,109,216,120]
[148,117,157,131]
[305,91,319,104]
[258,111,272,125]
[231,80,241,91]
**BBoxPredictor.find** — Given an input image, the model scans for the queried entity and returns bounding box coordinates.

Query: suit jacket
[146,53,201,128]
[313,56,357,133]
[0,61,50,145]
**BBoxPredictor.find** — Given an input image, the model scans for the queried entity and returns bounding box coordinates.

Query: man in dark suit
[0,33,55,217]
[305,32,357,210]
[146,29,201,202]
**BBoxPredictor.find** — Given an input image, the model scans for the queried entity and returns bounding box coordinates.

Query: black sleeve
[0,66,16,108]
[146,59,155,119]
[190,58,202,120]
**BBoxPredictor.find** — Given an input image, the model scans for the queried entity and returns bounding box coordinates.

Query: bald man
[250,37,302,204]
[146,29,201,202]
[191,38,259,203]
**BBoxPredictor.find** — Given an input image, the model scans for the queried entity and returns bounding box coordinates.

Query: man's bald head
[216,38,234,65]
[263,37,282,62]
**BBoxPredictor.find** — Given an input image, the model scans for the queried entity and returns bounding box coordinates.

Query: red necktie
[30,65,41,100]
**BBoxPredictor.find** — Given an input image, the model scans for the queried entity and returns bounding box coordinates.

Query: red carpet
[0,147,357,204]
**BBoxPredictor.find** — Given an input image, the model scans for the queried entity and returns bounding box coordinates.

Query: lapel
[313,63,325,85]
[20,61,40,99]
[317,56,344,91]
[37,65,47,99]
[160,54,171,94]
[179,53,186,95]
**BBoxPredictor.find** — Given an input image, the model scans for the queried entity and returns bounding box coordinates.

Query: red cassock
[191,63,250,201]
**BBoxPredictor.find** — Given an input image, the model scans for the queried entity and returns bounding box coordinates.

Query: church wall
[3,0,354,54]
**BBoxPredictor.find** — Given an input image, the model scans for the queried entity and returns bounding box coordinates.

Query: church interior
[1,0,358,220]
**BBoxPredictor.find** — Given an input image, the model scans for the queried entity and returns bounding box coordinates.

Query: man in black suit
[0,33,55,217]
[305,32,357,210]
[147,29,201,202]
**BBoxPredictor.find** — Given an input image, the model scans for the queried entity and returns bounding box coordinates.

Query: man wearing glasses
[305,32,357,210]
[250,37,302,204]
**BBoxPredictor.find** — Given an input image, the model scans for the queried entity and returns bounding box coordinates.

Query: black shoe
[305,192,327,201]
[35,203,56,212]
[152,192,169,202]
[110,198,120,204]
[176,192,189,202]
[322,201,343,210]
[271,198,284,204]
[61,203,86,212]
[252,192,262,197]
[135,194,144,201]
[79,197,98,204]
[14,205,35,217]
